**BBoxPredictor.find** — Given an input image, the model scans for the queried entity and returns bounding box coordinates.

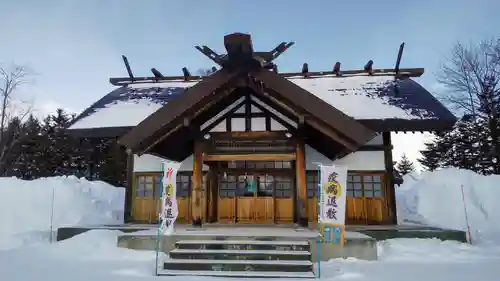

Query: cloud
[392,132,435,172]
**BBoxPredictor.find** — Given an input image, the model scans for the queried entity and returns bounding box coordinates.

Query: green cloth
[246,179,257,193]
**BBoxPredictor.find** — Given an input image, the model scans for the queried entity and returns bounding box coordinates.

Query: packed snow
[289,75,421,119]
[396,168,500,243]
[1,230,498,281]
[1,168,500,280]
[0,176,124,250]
[69,99,164,129]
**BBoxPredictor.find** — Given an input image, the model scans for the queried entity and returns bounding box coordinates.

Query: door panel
[255,198,274,223]
[216,170,294,224]
[275,198,294,223]
[236,197,254,223]
[218,198,236,223]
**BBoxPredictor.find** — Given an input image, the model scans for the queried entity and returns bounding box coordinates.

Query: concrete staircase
[158,239,315,278]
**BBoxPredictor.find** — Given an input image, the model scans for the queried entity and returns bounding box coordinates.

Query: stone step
[169,248,311,261]
[164,258,313,272]
[157,269,315,278]
[175,239,310,251]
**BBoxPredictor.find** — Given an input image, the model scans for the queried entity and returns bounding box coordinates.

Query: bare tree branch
[0,64,34,175]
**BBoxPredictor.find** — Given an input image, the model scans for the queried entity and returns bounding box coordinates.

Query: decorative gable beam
[200,97,246,132]
[252,68,375,148]
[118,69,239,152]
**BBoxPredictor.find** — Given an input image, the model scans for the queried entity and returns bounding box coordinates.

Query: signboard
[159,161,181,235]
[318,165,347,246]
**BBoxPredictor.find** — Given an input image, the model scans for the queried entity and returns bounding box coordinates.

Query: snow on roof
[69,85,186,129]
[290,75,433,119]
[69,75,454,130]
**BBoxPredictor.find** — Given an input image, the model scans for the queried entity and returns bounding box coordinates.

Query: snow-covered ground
[0,176,124,250]
[396,168,500,244]
[0,169,499,280]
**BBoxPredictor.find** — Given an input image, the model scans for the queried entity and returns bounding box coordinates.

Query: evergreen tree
[395,154,415,176]
[12,115,45,179]
[418,141,441,171]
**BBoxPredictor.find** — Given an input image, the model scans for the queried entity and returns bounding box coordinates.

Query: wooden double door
[217,171,295,224]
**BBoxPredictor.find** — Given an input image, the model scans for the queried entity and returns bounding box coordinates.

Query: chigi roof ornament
[109,33,421,87]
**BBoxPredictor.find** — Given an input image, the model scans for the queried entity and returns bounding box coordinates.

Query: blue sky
[1,0,499,166]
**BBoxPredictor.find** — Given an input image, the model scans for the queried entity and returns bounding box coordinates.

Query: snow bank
[397,168,500,242]
[0,176,125,250]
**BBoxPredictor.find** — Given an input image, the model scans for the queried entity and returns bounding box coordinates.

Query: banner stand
[154,161,181,276]
[315,164,348,278]
[316,164,322,279]
[154,162,165,276]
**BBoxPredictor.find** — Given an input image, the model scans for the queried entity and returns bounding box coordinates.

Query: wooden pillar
[191,141,204,226]
[209,164,219,223]
[383,132,397,224]
[296,139,308,227]
[124,149,134,223]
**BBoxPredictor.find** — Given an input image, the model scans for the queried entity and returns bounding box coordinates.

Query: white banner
[319,165,348,225]
[159,161,181,235]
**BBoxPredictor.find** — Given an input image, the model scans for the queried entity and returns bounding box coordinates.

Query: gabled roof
[67,32,457,160]
[68,74,455,134]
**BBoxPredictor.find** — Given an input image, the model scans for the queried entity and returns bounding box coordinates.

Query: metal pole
[460,184,473,245]
[49,185,56,243]
[315,163,321,278]
[155,162,165,276]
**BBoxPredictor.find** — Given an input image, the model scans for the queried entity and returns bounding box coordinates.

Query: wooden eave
[251,68,376,148]
[118,68,240,152]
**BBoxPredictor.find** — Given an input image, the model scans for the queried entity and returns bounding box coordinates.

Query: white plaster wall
[135,147,384,172]
[133,154,209,172]
[305,145,385,171]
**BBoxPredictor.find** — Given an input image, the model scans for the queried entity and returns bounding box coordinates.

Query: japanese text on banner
[160,162,181,235]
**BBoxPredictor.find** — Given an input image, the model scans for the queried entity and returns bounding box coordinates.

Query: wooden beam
[210,131,289,139]
[306,117,358,151]
[141,123,183,154]
[279,67,424,78]
[203,153,296,162]
[357,144,393,151]
[383,132,397,224]
[201,98,246,133]
[109,67,425,86]
[191,141,204,227]
[249,99,297,132]
[252,69,375,145]
[295,139,308,227]
[119,69,238,152]
[124,149,134,223]
[247,79,301,121]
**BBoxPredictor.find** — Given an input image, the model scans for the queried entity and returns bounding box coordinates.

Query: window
[219,174,237,198]
[226,160,292,169]
[135,175,156,198]
[347,174,384,198]
[275,175,293,198]
[257,174,274,197]
[176,173,192,197]
[135,172,194,198]
[306,171,384,199]
[306,172,318,198]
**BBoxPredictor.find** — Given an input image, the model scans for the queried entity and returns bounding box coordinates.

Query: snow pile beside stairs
[0,176,124,250]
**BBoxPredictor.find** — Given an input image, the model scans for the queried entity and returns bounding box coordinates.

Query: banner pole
[49,185,56,244]
[316,163,321,279]
[460,184,472,245]
[155,162,164,276]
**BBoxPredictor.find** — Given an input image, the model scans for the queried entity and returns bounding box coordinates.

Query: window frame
[347,171,385,198]
[305,171,385,199]
[134,171,196,199]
